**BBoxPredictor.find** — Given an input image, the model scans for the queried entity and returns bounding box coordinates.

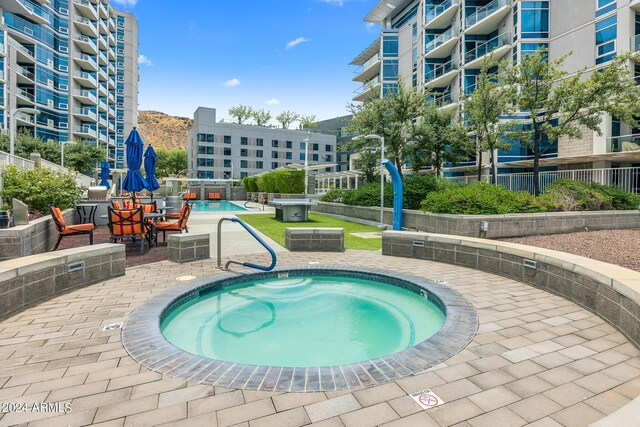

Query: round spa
[123,267,478,392]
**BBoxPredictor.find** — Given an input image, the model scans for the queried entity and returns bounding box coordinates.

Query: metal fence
[446,167,640,194]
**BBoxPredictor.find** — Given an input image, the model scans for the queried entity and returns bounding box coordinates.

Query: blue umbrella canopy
[143,145,160,192]
[122,128,147,193]
[99,160,111,189]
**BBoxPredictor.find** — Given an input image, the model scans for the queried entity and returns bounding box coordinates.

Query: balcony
[73,71,97,86]
[13,43,35,63]
[425,0,460,30]
[15,65,35,84]
[465,0,511,36]
[73,34,97,54]
[99,1,109,18]
[99,35,108,49]
[98,116,108,127]
[108,107,116,117]
[15,111,35,126]
[99,19,109,35]
[108,33,115,45]
[108,76,116,88]
[73,52,98,71]
[16,88,35,105]
[98,84,107,96]
[464,33,512,68]
[74,15,97,36]
[72,0,97,20]
[353,54,380,83]
[13,0,50,25]
[73,126,97,139]
[98,100,108,112]
[425,59,459,88]
[353,76,380,102]
[0,71,5,82]
[424,26,459,59]
[631,0,640,12]
[73,107,97,121]
[98,68,108,80]
[432,91,459,109]
[633,34,640,53]
[607,134,640,153]
[99,52,108,65]
[73,89,97,104]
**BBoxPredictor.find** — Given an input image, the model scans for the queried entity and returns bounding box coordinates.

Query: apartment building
[313,115,354,172]
[187,107,337,180]
[352,0,640,177]
[0,0,139,169]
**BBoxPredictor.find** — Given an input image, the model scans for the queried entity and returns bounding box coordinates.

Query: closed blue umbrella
[99,160,111,189]
[143,145,160,200]
[122,128,146,201]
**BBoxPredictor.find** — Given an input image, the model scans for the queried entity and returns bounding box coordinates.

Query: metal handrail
[217,217,276,271]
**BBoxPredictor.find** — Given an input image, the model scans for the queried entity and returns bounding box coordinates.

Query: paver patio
[0,250,639,426]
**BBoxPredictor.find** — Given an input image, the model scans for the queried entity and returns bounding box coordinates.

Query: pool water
[161,275,445,367]
[189,201,246,212]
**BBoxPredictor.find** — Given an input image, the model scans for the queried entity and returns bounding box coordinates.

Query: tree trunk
[395,158,403,180]
[490,149,496,185]
[477,150,483,182]
[533,129,541,196]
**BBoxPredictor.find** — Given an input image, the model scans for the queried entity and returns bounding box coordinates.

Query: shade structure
[122,128,147,193]
[99,160,111,189]
[143,145,160,192]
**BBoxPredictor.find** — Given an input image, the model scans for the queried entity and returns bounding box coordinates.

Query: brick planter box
[167,233,210,263]
[285,228,344,252]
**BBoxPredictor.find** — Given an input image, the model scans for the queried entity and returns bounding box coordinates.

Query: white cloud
[138,54,153,66]
[112,0,138,6]
[222,78,241,88]
[285,37,309,50]
[321,0,344,5]
[266,98,280,106]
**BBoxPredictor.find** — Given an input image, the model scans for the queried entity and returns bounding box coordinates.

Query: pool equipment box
[272,199,316,222]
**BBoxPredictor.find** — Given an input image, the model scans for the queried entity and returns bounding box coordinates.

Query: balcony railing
[608,134,640,153]
[15,65,35,81]
[425,59,459,82]
[465,0,510,29]
[464,32,511,64]
[425,0,458,23]
[431,91,458,107]
[632,34,640,53]
[74,126,97,137]
[353,54,380,75]
[73,89,97,102]
[74,71,97,85]
[16,88,34,102]
[354,76,380,94]
[73,108,97,120]
[74,52,97,68]
[15,112,34,124]
[73,34,97,50]
[425,26,458,53]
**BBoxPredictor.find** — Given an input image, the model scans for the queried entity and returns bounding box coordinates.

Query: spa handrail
[216,217,277,271]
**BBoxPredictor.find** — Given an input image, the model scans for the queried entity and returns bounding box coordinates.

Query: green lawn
[236,212,382,251]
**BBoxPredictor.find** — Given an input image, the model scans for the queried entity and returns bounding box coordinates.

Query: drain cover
[176,276,197,282]
[102,322,123,331]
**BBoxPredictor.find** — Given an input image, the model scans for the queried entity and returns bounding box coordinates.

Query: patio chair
[111,200,122,209]
[107,207,151,254]
[208,192,222,200]
[183,192,197,200]
[154,202,192,242]
[50,206,95,251]
[165,200,189,220]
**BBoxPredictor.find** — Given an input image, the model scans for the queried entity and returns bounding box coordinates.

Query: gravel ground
[502,228,640,272]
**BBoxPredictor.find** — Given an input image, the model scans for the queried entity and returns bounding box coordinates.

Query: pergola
[314,170,363,194]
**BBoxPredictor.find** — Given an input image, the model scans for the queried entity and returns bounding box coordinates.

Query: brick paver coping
[122,266,478,392]
[1,250,640,426]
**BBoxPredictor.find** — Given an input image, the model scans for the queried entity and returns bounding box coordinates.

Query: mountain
[137,111,192,151]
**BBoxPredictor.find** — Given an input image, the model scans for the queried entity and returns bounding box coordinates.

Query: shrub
[403,175,453,210]
[275,170,305,194]
[342,183,394,207]
[1,165,82,214]
[421,182,540,214]
[242,177,259,192]
[589,183,640,210]
[538,180,613,211]
[320,189,346,203]
[255,176,265,192]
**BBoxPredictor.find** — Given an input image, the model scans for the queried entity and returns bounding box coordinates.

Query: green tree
[63,141,103,174]
[299,114,317,129]
[0,130,61,163]
[252,108,272,126]
[276,110,299,129]
[155,148,187,178]
[503,49,640,195]
[228,105,253,124]
[352,150,379,184]
[408,103,473,177]
[464,57,515,183]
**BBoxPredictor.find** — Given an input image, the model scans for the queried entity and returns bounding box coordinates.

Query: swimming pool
[189,201,247,212]
[123,267,478,391]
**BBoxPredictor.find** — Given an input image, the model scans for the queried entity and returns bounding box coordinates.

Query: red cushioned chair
[50,206,95,251]
[107,207,151,254]
[154,203,192,242]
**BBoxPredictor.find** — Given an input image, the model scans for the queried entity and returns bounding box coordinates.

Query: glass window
[223,159,232,168]
[197,133,206,142]
[241,149,248,157]
[241,137,248,145]
[256,161,263,169]
[271,139,278,147]
[325,144,333,152]
[325,154,332,162]
[272,152,279,159]
[521,1,549,39]
[272,162,278,169]
[312,154,319,161]
[286,152,292,160]
[300,153,306,161]
[596,15,617,64]
[223,147,231,156]
[240,172,248,178]
[596,0,616,17]
[256,150,263,158]
[382,34,399,57]
[224,135,231,144]
[312,143,319,151]
[286,140,292,148]
[241,160,248,168]
[383,60,399,81]
[256,138,263,146]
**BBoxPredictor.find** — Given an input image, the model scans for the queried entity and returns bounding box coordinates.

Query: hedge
[244,170,305,194]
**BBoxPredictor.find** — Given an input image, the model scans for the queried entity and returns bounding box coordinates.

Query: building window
[272,162,278,169]
[256,161,263,169]
[224,135,232,144]
[198,146,214,155]
[241,137,248,145]
[286,152,292,160]
[197,158,213,167]
[325,144,333,152]
[240,172,248,178]
[223,147,231,156]
[382,60,399,81]
[312,143,319,151]
[300,142,305,150]
[325,154,332,162]
[256,138,264,146]
[224,159,232,168]
[300,153,305,161]
[241,149,248,157]
[272,139,278,147]
[596,15,617,64]
[272,152,279,159]
[256,150,263,158]
[197,133,206,142]
[521,1,549,39]
[286,140,292,149]
[241,160,248,168]
[382,34,399,57]
[312,154,319,161]
[596,0,616,17]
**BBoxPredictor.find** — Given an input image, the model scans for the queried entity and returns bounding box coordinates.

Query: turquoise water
[190,201,246,212]
[161,275,445,367]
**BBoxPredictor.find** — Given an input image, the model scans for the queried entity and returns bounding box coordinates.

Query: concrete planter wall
[0,209,75,261]
[312,202,640,238]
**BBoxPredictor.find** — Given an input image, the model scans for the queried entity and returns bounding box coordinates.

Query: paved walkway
[0,250,639,426]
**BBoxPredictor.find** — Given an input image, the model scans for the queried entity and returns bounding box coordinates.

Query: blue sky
[111,0,381,123]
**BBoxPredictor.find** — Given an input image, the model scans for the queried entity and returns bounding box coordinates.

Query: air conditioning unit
[59,123,68,129]
[59,7,68,15]
[59,103,68,109]
[59,84,68,91]
[59,46,68,53]
[59,65,68,72]
[47,79,53,88]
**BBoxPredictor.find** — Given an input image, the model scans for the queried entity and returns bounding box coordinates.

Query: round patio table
[75,204,98,226]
